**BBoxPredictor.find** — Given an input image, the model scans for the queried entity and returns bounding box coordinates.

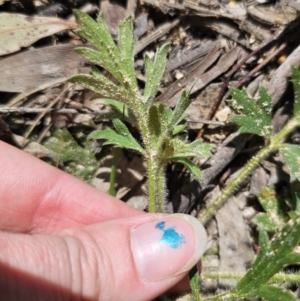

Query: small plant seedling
[69,9,213,213]
[69,9,300,301]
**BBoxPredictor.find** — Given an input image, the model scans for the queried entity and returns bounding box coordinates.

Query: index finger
[0,141,142,234]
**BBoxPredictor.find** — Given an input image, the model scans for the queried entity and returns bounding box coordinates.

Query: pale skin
[0,141,190,301]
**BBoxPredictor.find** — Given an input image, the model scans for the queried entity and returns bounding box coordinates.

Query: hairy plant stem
[202,271,300,284]
[199,117,300,225]
[145,149,165,212]
[132,99,166,213]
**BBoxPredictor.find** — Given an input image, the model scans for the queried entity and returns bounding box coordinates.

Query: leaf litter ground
[1,0,300,299]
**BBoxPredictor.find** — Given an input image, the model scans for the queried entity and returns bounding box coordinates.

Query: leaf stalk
[199,117,300,225]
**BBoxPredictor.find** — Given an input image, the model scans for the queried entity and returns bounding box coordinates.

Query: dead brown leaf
[0,13,77,55]
[0,44,89,94]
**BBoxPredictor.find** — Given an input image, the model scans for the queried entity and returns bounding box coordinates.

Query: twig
[236,43,287,88]
[196,35,283,140]
[21,84,70,147]
[0,107,224,126]
[0,107,100,114]
[134,19,180,55]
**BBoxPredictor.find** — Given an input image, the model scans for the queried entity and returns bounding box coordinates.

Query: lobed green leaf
[172,124,187,136]
[256,285,298,301]
[253,186,288,232]
[228,86,272,139]
[144,43,170,106]
[165,138,213,160]
[69,74,130,104]
[232,216,300,297]
[172,157,202,179]
[118,17,138,91]
[74,47,123,85]
[170,86,194,130]
[73,10,120,68]
[279,143,300,181]
[104,99,137,126]
[88,126,144,154]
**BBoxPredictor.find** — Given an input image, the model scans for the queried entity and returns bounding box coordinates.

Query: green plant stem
[202,271,300,283]
[147,153,157,213]
[146,153,165,213]
[108,147,120,196]
[199,117,300,225]
[135,109,163,213]
[132,99,167,213]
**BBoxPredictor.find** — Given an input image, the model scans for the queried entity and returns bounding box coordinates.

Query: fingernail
[130,213,207,281]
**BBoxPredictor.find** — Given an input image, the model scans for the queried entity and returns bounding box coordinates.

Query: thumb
[0,213,207,301]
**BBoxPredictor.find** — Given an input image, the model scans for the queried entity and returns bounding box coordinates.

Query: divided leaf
[73,47,123,85]
[256,285,298,301]
[43,128,97,182]
[118,17,138,90]
[144,43,170,106]
[228,86,272,139]
[253,186,289,232]
[279,143,300,181]
[69,73,130,104]
[172,157,202,179]
[231,216,300,299]
[163,138,213,179]
[88,119,144,154]
[165,138,213,160]
[170,85,194,129]
[73,10,139,93]
[104,99,137,126]
[172,124,188,136]
[73,10,121,79]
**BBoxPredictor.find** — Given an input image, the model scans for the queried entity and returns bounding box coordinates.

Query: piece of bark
[249,165,269,196]
[100,0,126,36]
[134,19,180,55]
[156,47,222,105]
[166,47,241,107]
[238,16,273,42]
[268,43,300,107]
[166,40,220,73]
[134,13,148,39]
[247,4,297,25]
[188,17,251,49]
[185,82,226,129]
[141,0,240,20]
[126,0,137,17]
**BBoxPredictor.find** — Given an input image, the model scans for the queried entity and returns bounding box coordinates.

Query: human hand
[0,141,207,301]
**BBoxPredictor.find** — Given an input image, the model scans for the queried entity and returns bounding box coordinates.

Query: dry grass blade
[21,84,70,147]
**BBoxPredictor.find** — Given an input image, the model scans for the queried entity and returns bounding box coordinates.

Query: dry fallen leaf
[0,13,77,55]
[0,44,90,93]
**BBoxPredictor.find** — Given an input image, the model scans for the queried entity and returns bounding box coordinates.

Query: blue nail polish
[155,221,186,249]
